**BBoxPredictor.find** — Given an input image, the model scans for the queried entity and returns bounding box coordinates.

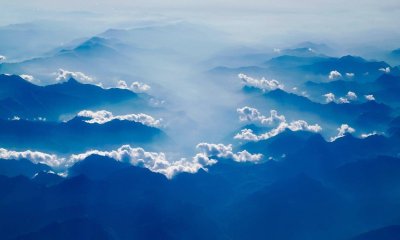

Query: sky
[1,0,400,47]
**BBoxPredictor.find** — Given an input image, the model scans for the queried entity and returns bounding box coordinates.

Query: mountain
[303,73,400,107]
[0,116,166,153]
[350,225,400,240]
[0,74,143,120]
[259,89,392,130]
[0,36,132,77]
[302,55,390,81]
[12,218,113,240]
[0,159,51,178]
[225,174,351,240]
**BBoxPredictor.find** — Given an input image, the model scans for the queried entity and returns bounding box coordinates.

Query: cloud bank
[56,69,94,83]
[238,73,284,92]
[330,124,355,141]
[77,110,162,128]
[328,70,342,80]
[117,80,151,93]
[235,107,322,142]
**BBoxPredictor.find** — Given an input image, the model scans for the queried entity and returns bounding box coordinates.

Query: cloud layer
[0,142,263,179]
[77,110,162,128]
[238,73,284,92]
[235,107,322,142]
[330,124,355,141]
[56,69,94,83]
[117,80,151,93]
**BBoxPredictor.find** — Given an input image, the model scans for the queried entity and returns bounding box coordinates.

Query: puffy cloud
[77,110,162,128]
[235,108,322,142]
[328,70,342,80]
[346,72,355,78]
[323,91,357,104]
[233,129,260,141]
[196,143,263,163]
[117,80,129,89]
[117,80,151,93]
[0,142,263,178]
[0,146,217,179]
[19,74,40,84]
[237,107,285,126]
[0,148,66,168]
[238,73,284,92]
[365,94,375,101]
[56,69,94,83]
[330,124,355,141]
[379,67,391,73]
[0,55,6,61]
[323,93,336,103]
[338,97,350,104]
[130,81,151,93]
[346,91,357,101]
[71,145,217,179]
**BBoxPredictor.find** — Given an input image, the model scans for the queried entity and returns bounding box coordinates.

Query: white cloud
[235,108,322,142]
[233,129,260,141]
[328,70,342,80]
[56,69,94,83]
[19,74,40,84]
[346,72,355,78]
[273,48,281,53]
[330,124,355,142]
[130,81,151,93]
[237,107,285,126]
[379,67,391,73]
[0,148,66,168]
[323,91,357,104]
[77,110,162,128]
[346,91,357,101]
[0,55,6,61]
[20,74,35,82]
[0,142,263,178]
[365,94,375,101]
[360,131,379,138]
[238,73,284,92]
[117,80,151,93]
[196,143,263,163]
[338,97,350,104]
[323,93,336,103]
[71,145,218,179]
[117,80,129,89]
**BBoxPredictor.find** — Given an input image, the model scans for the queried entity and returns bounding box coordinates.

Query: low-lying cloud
[238,73,284,92]
[77,110,162,128]
[235,107,322,142]
[117,80,151,93]
[56,69,94,83]
[328,70,342,80]
[330,124,355,141]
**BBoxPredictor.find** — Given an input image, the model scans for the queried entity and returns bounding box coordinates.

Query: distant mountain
[350,225,400,240]
[0,36,134,83]
[226,174,350,240]
[259,89,392,130]
[0,159,51,178]
[12,218,113,240]
[0,22,88,61]
[302,55,390,81]
[304,74,400,107]
[0,116,166,153]
[292,41,335,55]
[0,74,143,120]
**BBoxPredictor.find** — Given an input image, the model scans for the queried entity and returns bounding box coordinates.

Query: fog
[0,0,399,159]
